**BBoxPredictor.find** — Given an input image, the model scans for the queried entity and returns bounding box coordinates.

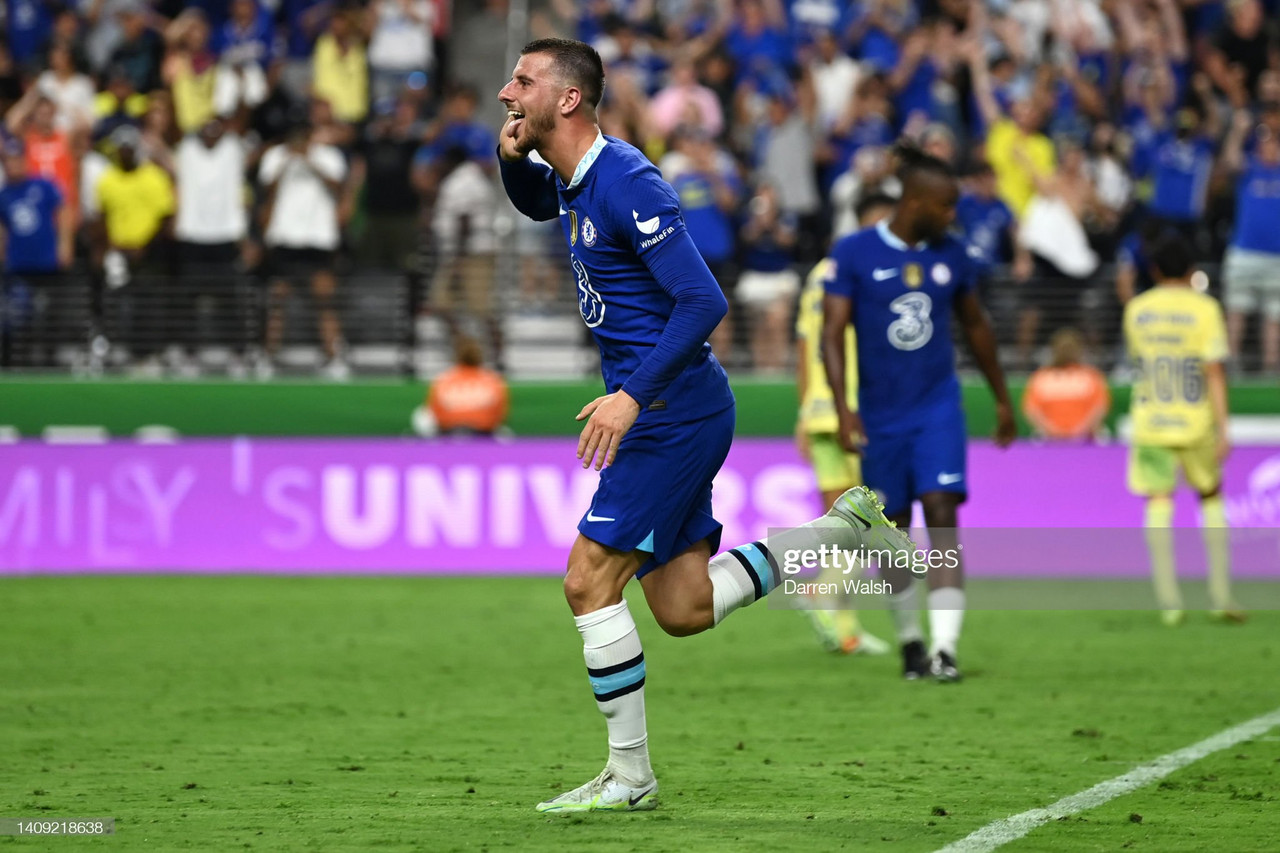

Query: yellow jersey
[796,259,857,434]
[96,162,175,250]
[985,118,1056,217]
[313,35,369,123]
[1124,286,1228,447]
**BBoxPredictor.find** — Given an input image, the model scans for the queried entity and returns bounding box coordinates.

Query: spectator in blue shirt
[724,0,794,84]
[0,139,69,273]
[214,0,276,70]
[737,182,800,372]
[0,138,71,366]
[414,84,497,175]
[664,125,742,360]
[1134,95,1220,258]
[956,161,1018,271]
[1221,110,1280,372]
[5,0,53,66]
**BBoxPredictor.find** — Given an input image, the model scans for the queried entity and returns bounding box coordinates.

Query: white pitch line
[935,705,1280,853]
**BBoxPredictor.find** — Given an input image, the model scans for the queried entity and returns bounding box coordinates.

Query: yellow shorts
[1127,437,1221,497]
[808,432,862,493]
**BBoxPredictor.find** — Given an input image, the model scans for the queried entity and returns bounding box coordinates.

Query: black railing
[0,257,1266,378]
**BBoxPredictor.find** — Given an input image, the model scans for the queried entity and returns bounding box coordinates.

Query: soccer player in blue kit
[822,143,1016,683]
[497,39,913,813]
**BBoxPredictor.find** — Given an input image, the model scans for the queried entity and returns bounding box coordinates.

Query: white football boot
[535,767,659,814]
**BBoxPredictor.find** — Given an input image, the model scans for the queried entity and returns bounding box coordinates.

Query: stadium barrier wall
[4,377,1280,438]
[1,439,1278,575]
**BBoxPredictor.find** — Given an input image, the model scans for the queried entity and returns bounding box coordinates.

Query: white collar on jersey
[565,131,607,190]
[876,219,929,251]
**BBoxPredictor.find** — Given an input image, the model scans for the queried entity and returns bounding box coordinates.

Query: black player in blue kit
[821,143,1016,683]
[497,38,913,813]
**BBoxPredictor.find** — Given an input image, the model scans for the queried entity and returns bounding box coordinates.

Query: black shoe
[930,651,962,683]
[901,639,930,680]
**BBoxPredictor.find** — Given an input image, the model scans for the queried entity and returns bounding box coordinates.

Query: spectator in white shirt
[175,118,250,370]
[808,29,860,132]
[367,0,436,103]
[36,43,95,133]
[428,144,500,367]
[257,122,350,379]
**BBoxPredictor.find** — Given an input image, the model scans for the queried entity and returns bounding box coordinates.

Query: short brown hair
[454,336,484,368]
[521,38,606,110]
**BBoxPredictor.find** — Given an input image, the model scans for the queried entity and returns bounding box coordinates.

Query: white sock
[887,581,924,643]
[708,512,872,626]
[575,601,652,784]
[928,587,965,657]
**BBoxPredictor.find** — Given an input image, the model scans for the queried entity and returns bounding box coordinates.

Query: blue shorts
[862,417,967,518]
[579,404,735,578]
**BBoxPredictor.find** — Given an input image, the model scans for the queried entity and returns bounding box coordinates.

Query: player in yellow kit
[793,194,897,655]
[1123,233,1244,625]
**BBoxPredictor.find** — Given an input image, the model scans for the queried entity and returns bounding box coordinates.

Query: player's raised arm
[609,174,728,410]
[820,248,864,455]
[955,287,1016,447]
[497,146,560,221]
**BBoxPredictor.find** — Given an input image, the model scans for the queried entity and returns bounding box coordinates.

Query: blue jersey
[0,177,62,274]
[955,193,1014,267]
[826,221,977,433]
[1144,132,1214,221]
[416,122,498,168]
[5,0,52,63]
[500,135,734,425]
[1231,157,1280,254]
[670,168,739,265]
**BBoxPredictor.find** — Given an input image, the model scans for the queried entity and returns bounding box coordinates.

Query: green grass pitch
[2,576,1278,852]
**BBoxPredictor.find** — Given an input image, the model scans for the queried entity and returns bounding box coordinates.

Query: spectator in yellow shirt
[96,130,174,255]
[966,39,1056,217]
[312,10,369,125]
[94,127,176,370]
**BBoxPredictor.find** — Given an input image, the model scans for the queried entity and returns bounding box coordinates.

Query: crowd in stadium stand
[0,0,1277,377]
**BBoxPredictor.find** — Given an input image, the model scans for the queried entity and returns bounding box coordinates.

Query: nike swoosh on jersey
[586,511,616,522]
[632,210,661,235]
[559,206,568,215]
[872,268,899,281]
[937,473,964,485]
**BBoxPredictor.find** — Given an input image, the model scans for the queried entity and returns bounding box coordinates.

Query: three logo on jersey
[564,206,668,328]
[869,262,953,351]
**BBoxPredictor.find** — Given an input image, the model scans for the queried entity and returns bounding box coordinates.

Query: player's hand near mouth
[499,109,526,161]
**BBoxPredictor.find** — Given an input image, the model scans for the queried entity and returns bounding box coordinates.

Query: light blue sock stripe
[740,544,775,595]
[589,661,646,696]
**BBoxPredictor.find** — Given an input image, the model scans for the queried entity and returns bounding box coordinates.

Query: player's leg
[1221,248,1255,368]
[918,491,964,681]
[1129,445,1182,625]
[537,534,657,813]
[308,264,343,364]
[263,276,290,360]
[804,435,886,654]
[912,417,969,681]
[539,412,731,813]
[1262,291,1280,373]
[1182,444,1245,622]
[862,431,929,678]
[636,484,911,635]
